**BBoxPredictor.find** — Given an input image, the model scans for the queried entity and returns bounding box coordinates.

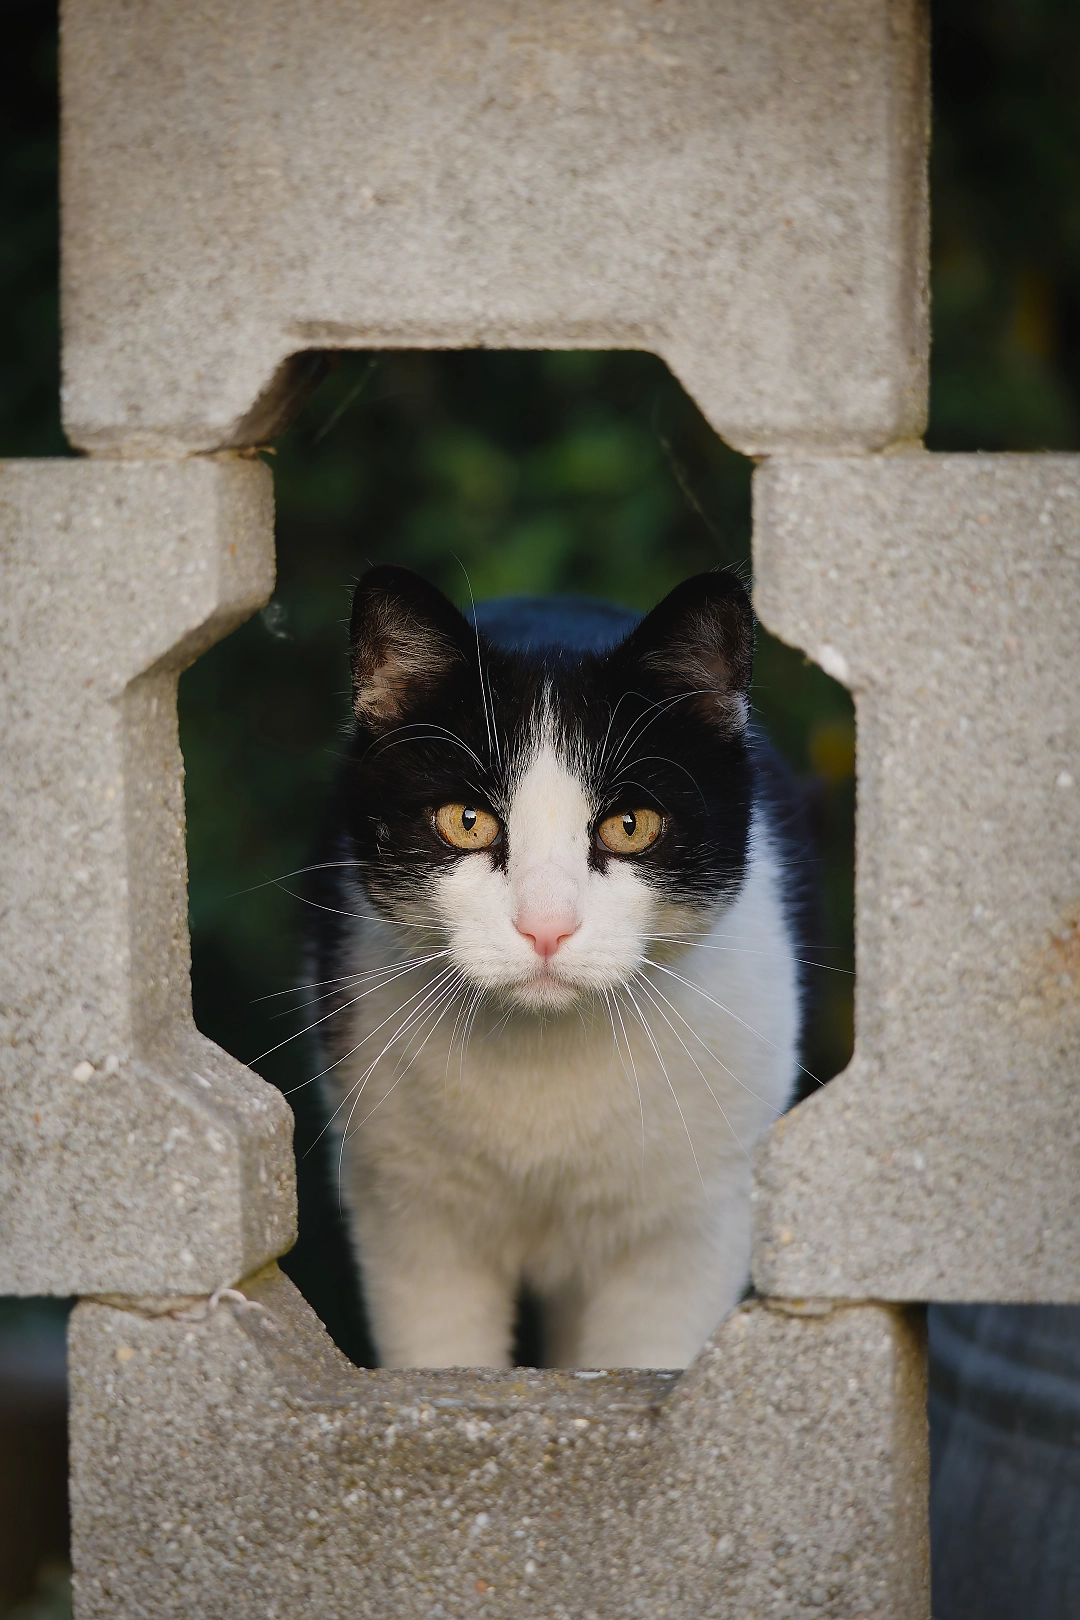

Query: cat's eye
[434,803,501,851]
[596,807,664,855]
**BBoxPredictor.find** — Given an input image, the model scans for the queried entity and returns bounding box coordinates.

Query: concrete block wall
[70,1267,927,1619]
[61,0,928,458]
[753,456,1080,1304]
[0,0,1072,1612]
[0,458,295,1296]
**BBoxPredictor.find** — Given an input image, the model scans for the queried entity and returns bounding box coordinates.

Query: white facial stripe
[507,743,591,930]
[430,738,696,1009]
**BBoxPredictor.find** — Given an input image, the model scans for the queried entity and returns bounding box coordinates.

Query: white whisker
[254,951,450,1066]
[229,859,360,899]
[618,980,706,1194]
[254,967,389,1002]
[286,962,458,1096]
[602,688,712,781]
[317,966,464,1156]
[266,953,451,1015]
[643,957,823,1090]
[636,971,786,1117]
[365,722,486,773]
[649,934,853,975]
[632,971,754,1158]
[340,973,467,1154]
[459,563,502,769]
[604,987,646,1174]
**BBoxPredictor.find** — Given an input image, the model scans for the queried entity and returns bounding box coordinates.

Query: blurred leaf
[5,1561,71,1620]
[809,718,857,786]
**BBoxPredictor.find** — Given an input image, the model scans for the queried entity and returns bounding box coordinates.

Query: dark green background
[185,348,864,1359]
[3,0,1080,1371]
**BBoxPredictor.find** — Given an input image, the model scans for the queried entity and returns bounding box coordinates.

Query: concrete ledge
[62,0,927,456]
[0,458,296,1294]
[752,453,1080,1302]
[70,1268,927,1618]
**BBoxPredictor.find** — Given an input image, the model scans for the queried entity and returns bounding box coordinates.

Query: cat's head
[341,566,755,1012]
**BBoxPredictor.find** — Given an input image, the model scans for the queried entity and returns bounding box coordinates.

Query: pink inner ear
[353,630,460,725]
[640,645,750,733]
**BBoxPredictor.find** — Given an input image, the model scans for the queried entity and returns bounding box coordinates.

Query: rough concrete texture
[752,453,1080,1302]
[69,1266,928,1620]
[61,0,928,458]
[0,457,296,1294]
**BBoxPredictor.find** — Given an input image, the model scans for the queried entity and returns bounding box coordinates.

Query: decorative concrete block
[62,0,928,458]
[752,453,1080,1302]
[0,457,296,1295]
[70,1266,927,1619]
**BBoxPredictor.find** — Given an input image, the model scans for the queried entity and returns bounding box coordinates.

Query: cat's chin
[499,967,588,1014]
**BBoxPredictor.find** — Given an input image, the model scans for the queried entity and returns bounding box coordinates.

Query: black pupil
[462,808,477,832]
[622,812,637,837]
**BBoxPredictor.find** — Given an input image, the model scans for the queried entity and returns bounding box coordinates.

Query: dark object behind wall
[930,1306,1080,1620]
[0,1306,69,1616]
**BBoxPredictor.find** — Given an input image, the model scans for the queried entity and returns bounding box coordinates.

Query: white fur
[322,738,800,1369]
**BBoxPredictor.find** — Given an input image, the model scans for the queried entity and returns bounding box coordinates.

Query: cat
[304,565,812,1369]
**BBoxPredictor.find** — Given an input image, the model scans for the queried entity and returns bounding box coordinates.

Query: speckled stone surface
[61,0,927,458]
[0,458,295,1294]
[70,1266,928,1619]
[753,453,1080,1303]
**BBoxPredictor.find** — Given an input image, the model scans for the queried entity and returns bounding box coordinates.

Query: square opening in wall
[179,349,856,1372]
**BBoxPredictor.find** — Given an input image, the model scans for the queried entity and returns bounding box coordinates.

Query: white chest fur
[320,810,800,1370]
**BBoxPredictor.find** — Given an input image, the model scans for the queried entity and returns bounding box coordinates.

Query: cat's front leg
[352,1198,517,1368]
[569,1215,750,1370]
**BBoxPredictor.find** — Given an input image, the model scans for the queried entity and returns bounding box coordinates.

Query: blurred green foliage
[183,349,855,1077]
[928,0,1080,450]
[2,0,1079,1366]
[4,1564,69,1620]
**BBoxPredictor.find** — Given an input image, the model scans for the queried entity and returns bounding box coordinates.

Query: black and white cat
[306,566,812,1369]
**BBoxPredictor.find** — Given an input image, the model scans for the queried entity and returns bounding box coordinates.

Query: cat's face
[341,568,755,1013]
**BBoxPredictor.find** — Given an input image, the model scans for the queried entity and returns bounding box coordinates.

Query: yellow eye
[596,808,664,855]
[434,803,501,851]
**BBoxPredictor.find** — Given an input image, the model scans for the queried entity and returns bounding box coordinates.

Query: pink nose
[515,915,579,959]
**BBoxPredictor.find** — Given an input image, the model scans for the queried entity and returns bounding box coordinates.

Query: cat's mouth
[503,958,587,1011]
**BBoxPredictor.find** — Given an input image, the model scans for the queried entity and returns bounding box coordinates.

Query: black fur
[298,569,820,1360]
[306,566,816,1064]
[340,567,751,901]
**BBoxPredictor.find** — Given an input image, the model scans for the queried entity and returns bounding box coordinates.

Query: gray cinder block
[61,0,928,457]
[0,458,296,1295]
[752,453,1080,1303]
[69,1267,928,1619]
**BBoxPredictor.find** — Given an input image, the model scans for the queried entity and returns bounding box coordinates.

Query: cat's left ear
[349,566,473,729]
[617,572,754,733]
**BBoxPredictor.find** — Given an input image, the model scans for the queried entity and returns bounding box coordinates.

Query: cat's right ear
[349,566,472,729]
